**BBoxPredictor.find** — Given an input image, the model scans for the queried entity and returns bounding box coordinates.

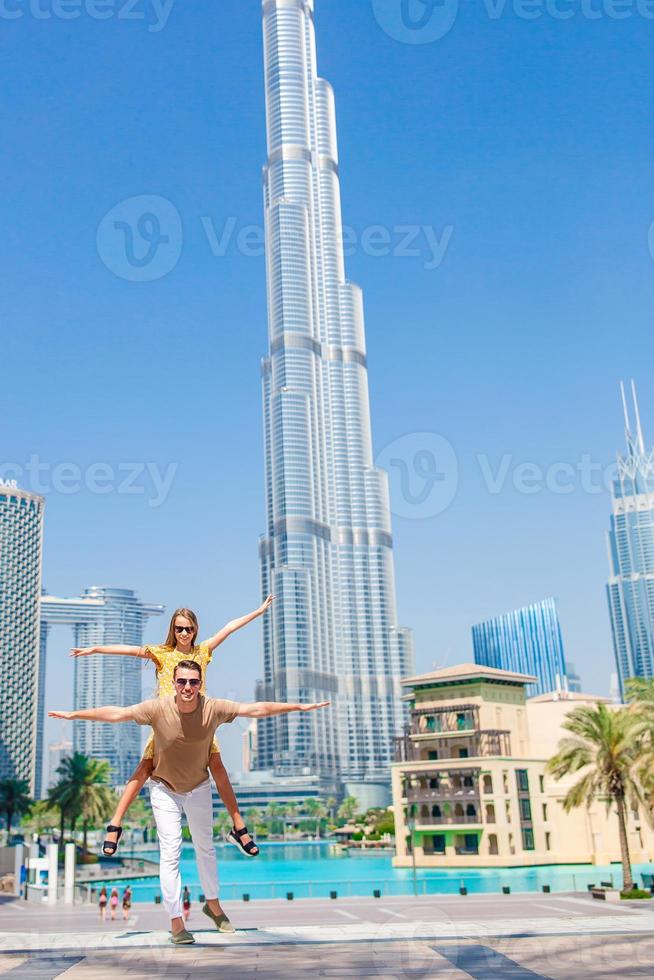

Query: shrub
[620,888,652,900]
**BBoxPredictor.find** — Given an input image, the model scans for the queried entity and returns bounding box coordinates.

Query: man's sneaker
[202,902,235,933]
[170,928,195,945]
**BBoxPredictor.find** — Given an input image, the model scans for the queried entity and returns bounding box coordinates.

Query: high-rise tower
[257,0,413,806]
[472,598,568,698]
[0,483,45,796]
[606,381,654,697]
[41,587,164,785]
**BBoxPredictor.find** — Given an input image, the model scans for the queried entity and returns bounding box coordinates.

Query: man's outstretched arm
[48,706,136,723]
[236,701,330,718]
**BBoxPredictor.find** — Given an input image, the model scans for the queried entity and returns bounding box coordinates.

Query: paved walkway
[1,893,653,977]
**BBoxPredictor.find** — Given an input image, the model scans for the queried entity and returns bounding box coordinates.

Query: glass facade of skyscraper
[256,0,413,804]
[606,383,654,697]
[472,598,568,698]
[41,587,164,785]
[0,484,45,796]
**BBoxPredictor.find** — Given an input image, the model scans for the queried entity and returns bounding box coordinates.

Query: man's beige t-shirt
[131,695,239,793]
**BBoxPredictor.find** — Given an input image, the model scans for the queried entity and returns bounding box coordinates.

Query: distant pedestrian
[98,886,108,921]
[182,886,191,922]
[122,885,132,921]
[110,887,119,920]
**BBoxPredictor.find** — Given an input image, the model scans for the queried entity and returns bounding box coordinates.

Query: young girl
[122,885,132,921]
[71,596,274,860]
[98,886,108,921]
[182,885,191,922]
[109,887,119,920]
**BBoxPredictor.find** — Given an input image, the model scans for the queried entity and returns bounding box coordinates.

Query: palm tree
[0,779,32,834]
[213,810,232,839]
[337,796,358,826]
[304,798,327,838]
[245,807,262,834]
[626,677,654,809]
[283,803,298,840]
[21,800,59,838]
[48,753,115,855]
[547,703,649,891]
[265,802,284,837]
[326,796,337,823]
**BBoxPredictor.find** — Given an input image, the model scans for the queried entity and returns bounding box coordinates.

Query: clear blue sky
[3,1,654,774]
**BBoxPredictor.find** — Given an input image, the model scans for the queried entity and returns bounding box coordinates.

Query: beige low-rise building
[392,663,654,868]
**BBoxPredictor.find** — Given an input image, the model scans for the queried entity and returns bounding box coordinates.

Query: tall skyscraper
[256,0,413,807]
[41,587,164,785]
[0,483,45,796]
[565,660,582,694]
[606,381,654,697]
[472,598,568,698]
[48,735,73,790]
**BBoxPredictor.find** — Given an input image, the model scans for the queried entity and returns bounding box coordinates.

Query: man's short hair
[173,660,202,680]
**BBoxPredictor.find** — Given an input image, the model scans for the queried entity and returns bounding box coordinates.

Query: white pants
[149,778,218,919]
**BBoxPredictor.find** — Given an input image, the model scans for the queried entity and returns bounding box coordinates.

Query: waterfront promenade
[1,891,653,977]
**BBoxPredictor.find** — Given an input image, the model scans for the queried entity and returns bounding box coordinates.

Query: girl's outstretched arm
[206,594,275,653]
[70,645,156,661]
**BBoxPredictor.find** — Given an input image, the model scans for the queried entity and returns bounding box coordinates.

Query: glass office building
[606,382,654,697]
[41,587,164,785]
[0,485,45,796]
[472,598,568,698]
[256,0,413,805]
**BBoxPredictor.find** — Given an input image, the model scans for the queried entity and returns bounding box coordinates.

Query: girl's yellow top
[140,640,220,760]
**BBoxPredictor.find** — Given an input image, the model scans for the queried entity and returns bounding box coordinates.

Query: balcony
[406,784,479,803]
[408,704,480,737]
[416,815,482,828]
[395,729,511,763]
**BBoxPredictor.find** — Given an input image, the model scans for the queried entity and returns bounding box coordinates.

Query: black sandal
[227,825,259,857]
[102,824,123,857]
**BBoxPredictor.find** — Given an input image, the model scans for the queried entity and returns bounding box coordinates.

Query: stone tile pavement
[1,892,653,978]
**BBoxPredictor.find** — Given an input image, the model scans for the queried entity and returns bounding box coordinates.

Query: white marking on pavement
[380,907,408,919]
[332,909,359,920]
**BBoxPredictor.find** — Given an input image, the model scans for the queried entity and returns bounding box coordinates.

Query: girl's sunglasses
[174,626,194,635]
[175,677,201,688]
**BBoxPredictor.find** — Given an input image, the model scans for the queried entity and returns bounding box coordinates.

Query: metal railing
[407,786,479,802]
[416,815,481,827]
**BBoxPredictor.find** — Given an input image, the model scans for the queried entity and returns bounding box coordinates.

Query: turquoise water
[90,841,654,901]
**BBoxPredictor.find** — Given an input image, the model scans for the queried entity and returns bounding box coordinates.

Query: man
[50,660,329,944]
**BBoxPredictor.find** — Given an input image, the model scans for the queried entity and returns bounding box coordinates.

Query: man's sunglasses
[175,677,201,688]
[174,626,194,635]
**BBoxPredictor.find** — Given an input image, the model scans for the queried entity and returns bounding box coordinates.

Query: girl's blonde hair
[162,607,199,651]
